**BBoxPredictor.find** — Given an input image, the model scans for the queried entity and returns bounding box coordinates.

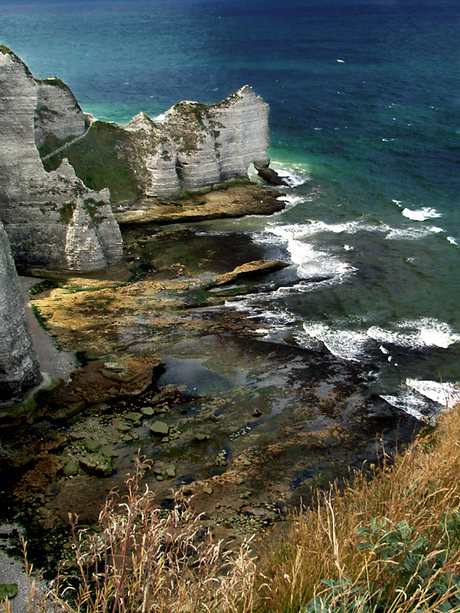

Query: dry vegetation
[4,404,460,613]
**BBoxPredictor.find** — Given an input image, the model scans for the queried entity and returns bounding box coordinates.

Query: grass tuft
[52,456,257,613]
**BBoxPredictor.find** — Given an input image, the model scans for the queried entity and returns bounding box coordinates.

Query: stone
[240,490,252,500]
[62,458,80,477]
[203,487,213,495]
[100,445,117,458]
[150,421,169,436]
[0,584,18,600]
[83,439,99,452]
[165,464,176,478]
[195,432,210,441]
[79,453,112,477]
[141,406,155,416]
[124,412,143,422]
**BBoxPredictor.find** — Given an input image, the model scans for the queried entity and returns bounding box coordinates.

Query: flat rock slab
[116,184,285,224]
[206,260,289,288]
[45,357,163,421]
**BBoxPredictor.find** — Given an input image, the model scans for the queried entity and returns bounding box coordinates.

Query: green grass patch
[41,122,144,204]
[31,304,49,331]
[28,279,61,296]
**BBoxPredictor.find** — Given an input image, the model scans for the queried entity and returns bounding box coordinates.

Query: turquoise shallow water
[3,0,460,416]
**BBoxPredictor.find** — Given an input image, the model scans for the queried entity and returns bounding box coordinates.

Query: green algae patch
[41,122,144,204]
[0,584,18,600]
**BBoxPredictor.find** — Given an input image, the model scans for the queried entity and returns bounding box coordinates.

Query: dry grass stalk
[53,456,257,613]
[257,402,460,612]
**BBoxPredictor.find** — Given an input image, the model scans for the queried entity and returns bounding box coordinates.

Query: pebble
[203,487,213,495]
[195,433,210,441]
[125,412,143,422]
[141,407,155,416]
[150,421,169,436]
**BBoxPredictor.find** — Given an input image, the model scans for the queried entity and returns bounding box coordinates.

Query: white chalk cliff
[34,76,87,150]
[0,47,273,269]
[122,86,270,199]
[0,219,42,405]
[0,47,124,274]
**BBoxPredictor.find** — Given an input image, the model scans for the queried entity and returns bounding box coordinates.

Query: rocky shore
[0,48,421,598]
[0,185,421,580]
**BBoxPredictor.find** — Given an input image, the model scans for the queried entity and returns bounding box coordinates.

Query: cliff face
[0,48,124,274]
[122,86,270,199]
[34,77,87,150]
[0,219,42,405]
[1,47,272,270]
[41,84,271,211]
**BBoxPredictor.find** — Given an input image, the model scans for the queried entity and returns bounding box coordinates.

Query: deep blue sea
[3,0,460,418]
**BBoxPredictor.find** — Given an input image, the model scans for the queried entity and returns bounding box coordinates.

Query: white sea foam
[385,226,439,240]
[301,322,370,361]
[380,392,434,420]
[154,113,166,122]
[266,224,356,281]
[402,207,441,221]
[268,160,311,187]
[276,194,306,212]
[448,236,459,246]
[367,318,460,350]
[406,379,460,410]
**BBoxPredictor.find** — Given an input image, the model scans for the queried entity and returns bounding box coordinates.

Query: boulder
[254,164,289,186]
